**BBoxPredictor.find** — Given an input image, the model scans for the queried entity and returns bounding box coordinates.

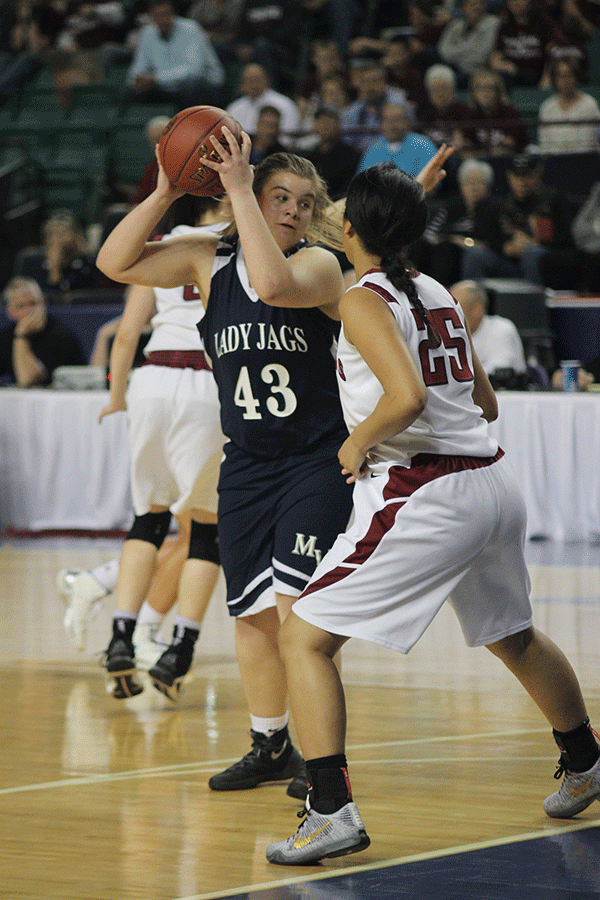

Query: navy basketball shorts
[217,439,354,617]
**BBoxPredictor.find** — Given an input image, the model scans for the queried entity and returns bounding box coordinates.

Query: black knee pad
[188,520,220,565]
[127,511,172,548]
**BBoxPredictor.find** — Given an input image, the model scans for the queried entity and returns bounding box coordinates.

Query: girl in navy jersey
[265,162,600,865]
[97,132,369,795]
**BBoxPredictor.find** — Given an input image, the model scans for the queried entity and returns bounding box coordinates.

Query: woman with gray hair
[418,63,472,149]
[409,155,501,286]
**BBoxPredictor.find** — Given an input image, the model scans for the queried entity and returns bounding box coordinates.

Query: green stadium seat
[119,101,176,126]
[509,87,552,118]
[42,168,105,224]
[109,123,154,184]
[15,86,67,128]
[68,83,120,128]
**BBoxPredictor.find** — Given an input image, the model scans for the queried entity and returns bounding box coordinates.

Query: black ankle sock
[553,718,600,773]
[112,616,136,640]
[172,624,199,647]
[306,754,352,814]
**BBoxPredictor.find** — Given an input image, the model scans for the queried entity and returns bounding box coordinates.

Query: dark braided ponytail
[345,163,440,348]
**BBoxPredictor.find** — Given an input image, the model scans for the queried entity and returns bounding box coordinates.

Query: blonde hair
[252,153,343,250]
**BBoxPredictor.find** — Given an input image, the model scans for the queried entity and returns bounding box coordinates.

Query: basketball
[157,106,243,197]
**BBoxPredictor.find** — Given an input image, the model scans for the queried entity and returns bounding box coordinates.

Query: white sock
[90,559,119,592]
[251,713,289,737]
[137,601,164,627]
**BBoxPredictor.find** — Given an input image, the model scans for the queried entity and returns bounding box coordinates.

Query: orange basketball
[157,106,243,197]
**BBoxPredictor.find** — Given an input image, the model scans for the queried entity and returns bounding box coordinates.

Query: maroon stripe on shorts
[299,448,504,600]
[382,448,504,502]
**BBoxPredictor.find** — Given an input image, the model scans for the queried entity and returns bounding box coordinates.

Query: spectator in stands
[452,279,527,377]
[300,105,361,200]
[295,38,349,144]
[437,0,501,88]
[418,64,472,149]
[461,67,529,154]
[233,0,312,92]
[0,277,83,386]
[561,0,600,37]
[301,0,361,60]
[128,115,170,205]
[537,58,600,154]
[357,99,438,176]
[122,0,224,110]
[406,0,451,73]
[186,0,244,64]
[49,47,104,109]
[298,38,349,107]
[55,1,128,54]
[248,105,286,164]
[490,0,566,88]
[31,210,100,297]
[546,15,590,83]
[462,154,579,286]
[410,158,501,286]
[571,181,600,292]
[382,33,428,110]
[319,73,352,112]
[341,59,411,149]
[0,1,63,104]
[226,62,300,147]
[537,179,600,291]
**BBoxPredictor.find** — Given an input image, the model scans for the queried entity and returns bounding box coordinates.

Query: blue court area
[219,824,600,900]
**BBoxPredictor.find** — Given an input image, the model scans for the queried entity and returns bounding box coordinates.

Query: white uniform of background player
[127,222,224,518]
[294,269,533,651]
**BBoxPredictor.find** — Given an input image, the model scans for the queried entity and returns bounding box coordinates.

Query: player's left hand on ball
[204,128,253,194]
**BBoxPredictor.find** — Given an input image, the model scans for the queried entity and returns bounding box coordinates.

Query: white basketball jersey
[337,268,497,466]
[144,223,225,354]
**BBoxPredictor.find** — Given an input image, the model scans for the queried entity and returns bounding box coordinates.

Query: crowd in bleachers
[0,0,600,381]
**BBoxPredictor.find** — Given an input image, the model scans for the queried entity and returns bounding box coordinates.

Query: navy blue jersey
[198,235,348,458]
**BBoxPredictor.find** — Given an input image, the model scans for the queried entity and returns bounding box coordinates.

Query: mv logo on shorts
[292,533,322,565]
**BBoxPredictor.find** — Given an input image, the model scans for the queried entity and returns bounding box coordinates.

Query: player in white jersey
[98,195,227,700]
[266,163,600,865]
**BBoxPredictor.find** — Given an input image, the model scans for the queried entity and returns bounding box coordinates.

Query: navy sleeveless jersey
[198,235,347,458]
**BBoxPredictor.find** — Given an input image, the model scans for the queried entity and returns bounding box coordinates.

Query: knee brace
[127,511,172,548]
[188,520,220,565]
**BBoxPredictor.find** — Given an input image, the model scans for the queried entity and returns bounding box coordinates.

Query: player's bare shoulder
[293,243,345,319]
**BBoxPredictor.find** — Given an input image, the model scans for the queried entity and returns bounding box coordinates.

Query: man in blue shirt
[123,0,225,109]
[357,100,437,177]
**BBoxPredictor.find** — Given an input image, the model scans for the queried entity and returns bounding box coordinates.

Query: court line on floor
[172,817,600,900]
[0,727,551,796]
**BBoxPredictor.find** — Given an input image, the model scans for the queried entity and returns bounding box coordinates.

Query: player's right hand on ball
[153,145,186,199]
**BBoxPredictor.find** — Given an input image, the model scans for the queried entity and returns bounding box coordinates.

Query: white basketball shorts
[293,452,533,652]
[127,364,224,516]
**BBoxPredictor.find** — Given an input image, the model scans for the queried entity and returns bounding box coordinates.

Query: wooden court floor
[1,536,600,900]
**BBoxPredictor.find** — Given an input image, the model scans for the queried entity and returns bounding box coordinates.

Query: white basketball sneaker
[543,753,600,818]
[132,621,168,671]
[58,569,109,652]
[266,798,370,865]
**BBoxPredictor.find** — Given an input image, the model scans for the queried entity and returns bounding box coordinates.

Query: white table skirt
[0,389,132,533]
[1,389,600,541]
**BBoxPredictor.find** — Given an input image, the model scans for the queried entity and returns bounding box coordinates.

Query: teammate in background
[265,163,600,865]
[86,194,229,699]
[96,133,452,795]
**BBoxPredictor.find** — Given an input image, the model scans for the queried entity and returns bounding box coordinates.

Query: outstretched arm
[99,284,156,422]
[96,152,218,294]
